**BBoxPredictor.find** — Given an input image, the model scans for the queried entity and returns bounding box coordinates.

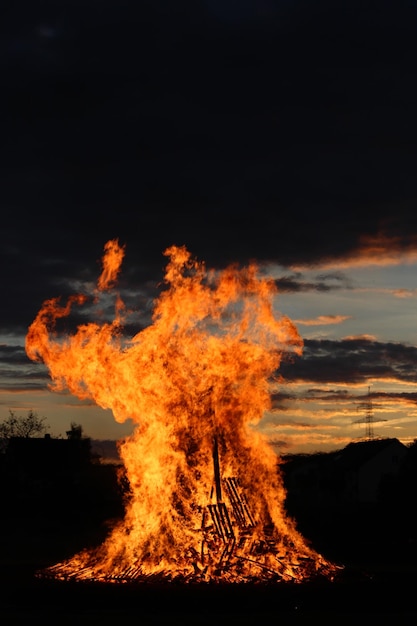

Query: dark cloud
[373,391,417,405]
[280,338,417,385]
[0,343,47,391]
[0,343,28,367]
[3,2,417,234]
[276,271,352,293]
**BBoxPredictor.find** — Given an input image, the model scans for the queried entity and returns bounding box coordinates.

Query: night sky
[2,1,417,452]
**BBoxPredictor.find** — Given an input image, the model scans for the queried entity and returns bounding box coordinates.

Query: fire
[26,240,339,584]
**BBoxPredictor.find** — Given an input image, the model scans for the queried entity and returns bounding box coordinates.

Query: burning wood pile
[27,240,340,585]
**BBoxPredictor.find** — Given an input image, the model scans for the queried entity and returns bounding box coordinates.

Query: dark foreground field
[1,465,417,624]
[2,513,417,626]
[2,567,417,625]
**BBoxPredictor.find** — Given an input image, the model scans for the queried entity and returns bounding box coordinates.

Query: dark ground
[1,463,416,624]
[1,530,416,624]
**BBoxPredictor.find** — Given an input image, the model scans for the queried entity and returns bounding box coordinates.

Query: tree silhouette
[0,409,49,448]
[66,422,84,440]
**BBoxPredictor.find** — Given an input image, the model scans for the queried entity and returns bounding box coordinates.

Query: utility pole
[354,386,386,441]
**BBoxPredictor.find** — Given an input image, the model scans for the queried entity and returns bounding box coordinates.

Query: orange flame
[26,240,338,583]
[97,238,125,291]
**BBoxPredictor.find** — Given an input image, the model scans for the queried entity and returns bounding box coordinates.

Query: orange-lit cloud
[391,288,417,298]
[356,232,417,265]
[270,432,353,454]
[295,314,351,326]
[354,287,417,299]
[291,232,417,270]
[341,333,377,341]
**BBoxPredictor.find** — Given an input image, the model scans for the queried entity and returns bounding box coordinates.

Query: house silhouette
[283,438,408,505]
[3,434,92,493]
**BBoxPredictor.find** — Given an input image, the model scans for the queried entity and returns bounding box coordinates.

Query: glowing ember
[26,240,339,584]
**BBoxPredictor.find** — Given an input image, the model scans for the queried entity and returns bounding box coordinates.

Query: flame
[26,239,339,583]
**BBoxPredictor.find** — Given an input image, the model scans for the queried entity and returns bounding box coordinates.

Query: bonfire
[26,240,339,584]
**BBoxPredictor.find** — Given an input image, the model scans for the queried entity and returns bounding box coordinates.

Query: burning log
[27,240,341,584]
[223,477,255,529]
